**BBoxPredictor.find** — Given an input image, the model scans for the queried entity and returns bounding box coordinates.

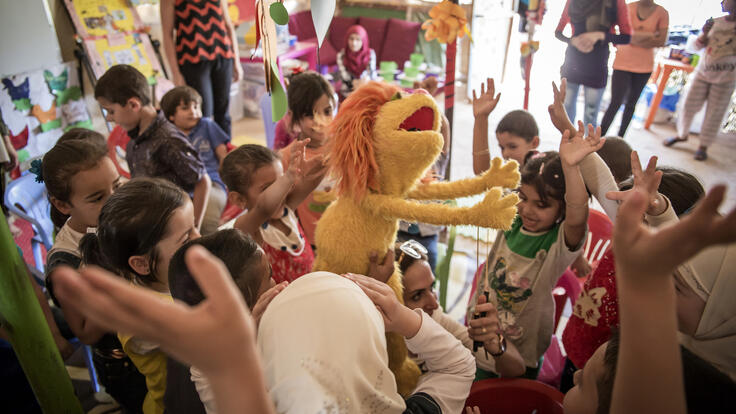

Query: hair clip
[29,159,44,183]
[538,162,545,175]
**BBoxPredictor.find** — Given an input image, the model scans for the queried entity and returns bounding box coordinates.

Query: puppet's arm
[364,189,518,230]
[408,158,519,200]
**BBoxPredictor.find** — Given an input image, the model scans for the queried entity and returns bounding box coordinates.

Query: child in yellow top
[80,177,201,414]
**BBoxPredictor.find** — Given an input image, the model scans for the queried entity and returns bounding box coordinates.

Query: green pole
[0,209,83,413]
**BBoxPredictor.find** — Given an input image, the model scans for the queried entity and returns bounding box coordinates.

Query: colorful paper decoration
[269,1,288,25]
[44,68,69,92]
[2,78,31,111]
[422,0,472,44]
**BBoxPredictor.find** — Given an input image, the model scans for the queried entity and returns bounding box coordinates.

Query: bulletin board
[1,62,93,176]
[63,0,173,96]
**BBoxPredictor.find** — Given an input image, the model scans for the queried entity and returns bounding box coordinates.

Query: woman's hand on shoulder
[342,272,422,338]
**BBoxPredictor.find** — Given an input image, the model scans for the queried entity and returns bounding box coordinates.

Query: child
[467,122,604,379]
[51,184,736,414]
[219,143,324,283]
[277,72,336,247]
[39,129,147,411]
[166,229,287,414]
[336,24,377,99]
[80,177,200,414]
[161,86,229,235]
[664,5,736,161]
[94,64,211,229]
[274,71,336,150]
[471,77,540,174]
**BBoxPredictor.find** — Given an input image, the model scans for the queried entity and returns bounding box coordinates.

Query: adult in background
[664,1,736,161]
[556,0,632,127]
[600,0,668,138]
[161,0,242,137]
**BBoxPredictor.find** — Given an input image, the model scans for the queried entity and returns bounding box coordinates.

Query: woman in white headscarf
[257,271,476,413]
[675,244,736,381]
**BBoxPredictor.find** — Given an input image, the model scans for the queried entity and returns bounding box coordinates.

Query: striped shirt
[174,0,234,65]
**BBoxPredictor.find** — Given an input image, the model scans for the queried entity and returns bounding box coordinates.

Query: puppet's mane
[327,81,401,200]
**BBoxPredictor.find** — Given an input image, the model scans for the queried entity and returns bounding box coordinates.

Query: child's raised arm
[611,185,736,414]
[233,142,309,238]
[558,122,605,249]
[53,245,276,414]
[548,79,576,137]
[285,153,327,210]
[472,78,501,175]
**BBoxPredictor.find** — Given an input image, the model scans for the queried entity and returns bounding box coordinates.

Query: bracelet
[473,149,490,156]
[489,334,506,357]
[564,194,588,209]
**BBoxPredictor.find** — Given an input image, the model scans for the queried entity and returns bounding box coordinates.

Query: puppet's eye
[390,92,402,101]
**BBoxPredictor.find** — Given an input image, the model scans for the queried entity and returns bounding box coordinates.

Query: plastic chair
[582,209,613,273]
[465,378,564,414]
[260,93,278,149]
[4,173,54,275]
[107,125,131,179]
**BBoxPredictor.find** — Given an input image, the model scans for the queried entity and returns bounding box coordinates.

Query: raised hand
[472,78,501,118]
[606,151,664,215]
[301,153,327,182]
[53,246,259,380]
[342,272,422,338]
[613,185,736,288]
[559,121,605,167]
[548,78,573,134]
[285,139,309,181]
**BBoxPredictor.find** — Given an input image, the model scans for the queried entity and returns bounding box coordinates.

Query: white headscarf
[257,272,406,413]
[677,244,736,381]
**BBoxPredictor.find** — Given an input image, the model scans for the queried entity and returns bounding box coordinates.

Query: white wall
[0,0,63,77]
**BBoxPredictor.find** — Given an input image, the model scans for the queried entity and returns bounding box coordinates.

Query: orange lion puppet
[314,82,520,396]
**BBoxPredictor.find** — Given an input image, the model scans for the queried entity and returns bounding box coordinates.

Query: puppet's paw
[484,157,520,189]
[473,188,519,230]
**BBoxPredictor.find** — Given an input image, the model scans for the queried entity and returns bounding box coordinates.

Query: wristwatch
[489,334,506,357]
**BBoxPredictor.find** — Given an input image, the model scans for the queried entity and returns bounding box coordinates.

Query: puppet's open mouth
[399,107,434,132]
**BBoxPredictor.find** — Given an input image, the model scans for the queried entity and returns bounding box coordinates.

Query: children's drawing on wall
[0,62,92,178]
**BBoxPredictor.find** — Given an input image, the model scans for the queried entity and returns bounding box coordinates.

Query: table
[242,40,318,85]
[644,59,695,130]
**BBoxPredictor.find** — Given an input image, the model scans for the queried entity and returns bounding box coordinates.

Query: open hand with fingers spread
[472,78,501,118]
[606,151,665,215]
[52,246,275,413]
[342,272,422,338]
[614,185,736,288]
[559,121,606,167]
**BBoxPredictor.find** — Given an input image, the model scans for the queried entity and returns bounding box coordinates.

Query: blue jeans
[564,82,604,127]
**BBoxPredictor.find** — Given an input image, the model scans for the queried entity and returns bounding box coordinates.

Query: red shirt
[562,249,619,369]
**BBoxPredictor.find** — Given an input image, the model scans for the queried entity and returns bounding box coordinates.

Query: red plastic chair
[465,378,564,414]
[107,125,131,179]
[581,209,613,275]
